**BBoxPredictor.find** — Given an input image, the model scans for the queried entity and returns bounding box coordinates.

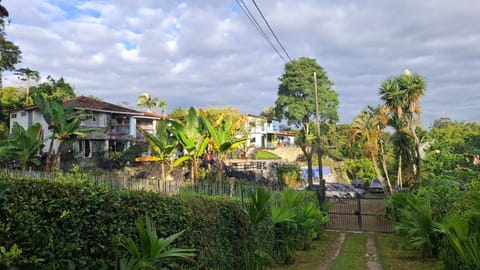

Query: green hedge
[0,177,275,269]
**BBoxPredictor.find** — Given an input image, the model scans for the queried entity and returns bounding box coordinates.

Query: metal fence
[325,197,395,233]
[0,169,280,197]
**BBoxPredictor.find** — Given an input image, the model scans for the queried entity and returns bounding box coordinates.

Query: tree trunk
[410,125,421,183]
[45,137,55,171]
[370,152,383,181]
[161,161,166,181]
[397,154,402,191]
[379,140,393,193]
[216,154,224,187]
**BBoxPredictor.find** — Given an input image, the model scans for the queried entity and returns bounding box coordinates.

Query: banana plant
[0,122,44,169]
[170,107,209,184]
[200,110,246,185]
[137,118,176,181]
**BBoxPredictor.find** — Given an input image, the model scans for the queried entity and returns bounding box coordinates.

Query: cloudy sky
[3,0,479,127]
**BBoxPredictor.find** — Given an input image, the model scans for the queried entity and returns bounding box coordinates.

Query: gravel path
[366,233,382,270]
[317,232,346,270]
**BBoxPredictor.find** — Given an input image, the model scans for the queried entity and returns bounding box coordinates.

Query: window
[78,140,92,158]
[21,111,26,116]
[11,113,17,119]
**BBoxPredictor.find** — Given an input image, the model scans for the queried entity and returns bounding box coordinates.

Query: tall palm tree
[370,104,393,192]
[14,67,40,105]
[380,70,426,183]
[389,115,414,189]
[136,92,158,112]
[158,99,167,115]
[350,109,384,184]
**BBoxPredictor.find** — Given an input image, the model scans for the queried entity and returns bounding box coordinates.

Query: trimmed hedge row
[0,177,275,269]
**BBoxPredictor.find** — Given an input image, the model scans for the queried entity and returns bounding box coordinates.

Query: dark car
[369,179,384,193]
[351,179,366,189]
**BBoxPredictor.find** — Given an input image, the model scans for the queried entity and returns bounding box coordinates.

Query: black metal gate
[325,197,394,233]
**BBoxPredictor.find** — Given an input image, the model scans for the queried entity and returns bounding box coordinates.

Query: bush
[0,176,275,269]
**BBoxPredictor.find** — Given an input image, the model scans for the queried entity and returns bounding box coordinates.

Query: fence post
[357,197,362,231]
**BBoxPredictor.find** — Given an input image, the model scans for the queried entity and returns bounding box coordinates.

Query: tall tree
[0,1,22,88]
[380,70,426,183]
[137,92,159,112]
[32,76,76,101]
[14,67,40,105]
[158,99,167,115]
[274,57,339,187]
[0,86,23,139]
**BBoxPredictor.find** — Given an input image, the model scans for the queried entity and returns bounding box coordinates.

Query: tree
[14,67,40,105]
[389,115,414,188]
[0,86,24,139]
[274,57,339,186]
[380,70,426,183]
[200,109,246,185]
[137,93,158,112]
[158,99,167,115]
[0,1,22,88]
[32,76,76,101]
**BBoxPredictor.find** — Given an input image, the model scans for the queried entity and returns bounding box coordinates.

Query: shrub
[0,176,274,269]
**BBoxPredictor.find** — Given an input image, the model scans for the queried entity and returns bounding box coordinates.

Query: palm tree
[350,109,385,185]
[136,93,158,112]
[14,67,40,105]
[158,99,167,115]
[380,70,427,183]
[389,115,414,189]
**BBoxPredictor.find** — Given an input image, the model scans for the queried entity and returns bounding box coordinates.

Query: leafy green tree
[136,92,158,112]
[14,67,40,105]
[32,93,91,171]
[0,1,22,89]
[200,110,246,185]
[158,99,167,115]
[0,86,24,139]
[31,76,76,101]
[274,57,339,185]
[0,122,44,169]
[389,115,414,188]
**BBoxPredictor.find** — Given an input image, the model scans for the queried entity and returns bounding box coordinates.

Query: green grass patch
[376,234,443,270]
[331,233,367,270]
[255,150,282,160]
[270,231,339,270]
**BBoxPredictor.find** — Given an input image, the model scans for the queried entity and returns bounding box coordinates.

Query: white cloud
[1,0,479,127]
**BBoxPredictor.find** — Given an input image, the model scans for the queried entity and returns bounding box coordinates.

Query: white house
[9,96,162,168]
[246,114,295,148]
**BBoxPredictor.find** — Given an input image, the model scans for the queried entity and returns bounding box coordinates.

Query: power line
[235,0,287,62]
[251,0,292,61]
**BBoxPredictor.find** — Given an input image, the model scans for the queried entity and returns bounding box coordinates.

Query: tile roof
[66,96,141,114]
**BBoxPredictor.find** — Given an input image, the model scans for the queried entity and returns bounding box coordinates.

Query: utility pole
[314,72,325,204]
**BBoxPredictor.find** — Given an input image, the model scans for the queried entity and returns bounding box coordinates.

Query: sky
[3,0,480,127]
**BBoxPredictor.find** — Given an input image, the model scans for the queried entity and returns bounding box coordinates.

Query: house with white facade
[9,96,162,169]
[246,114,295,149]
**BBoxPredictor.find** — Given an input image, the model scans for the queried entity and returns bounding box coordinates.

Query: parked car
[369,179,384,193]
[325,183,349,199]
[335,183,365,198]
[352,179,366,189]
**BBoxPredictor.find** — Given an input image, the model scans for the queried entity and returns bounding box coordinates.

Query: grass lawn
[376,234,444,270]
[255,150,282,160]
[330,233,367,270]
[270,231,339,270]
